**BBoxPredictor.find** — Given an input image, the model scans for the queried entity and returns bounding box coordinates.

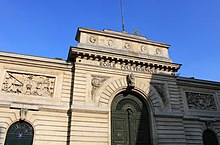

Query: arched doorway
[203,129,218,145]
[4,121,34,145]
[111,92,151,145]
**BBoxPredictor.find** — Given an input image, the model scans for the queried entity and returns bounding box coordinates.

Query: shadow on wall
[66,59,76,145]
[0,127,2,144]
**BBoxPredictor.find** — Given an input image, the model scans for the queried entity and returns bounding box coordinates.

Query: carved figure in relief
[91,76,109,100]
[2,72,55,97]
[185,92,216,111]
[127,73,135,88]
[20,108,28,120]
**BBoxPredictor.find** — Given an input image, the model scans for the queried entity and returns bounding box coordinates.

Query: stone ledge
[68,47,181,73]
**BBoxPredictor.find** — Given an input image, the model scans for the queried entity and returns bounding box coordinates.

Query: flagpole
[120,0,125,32]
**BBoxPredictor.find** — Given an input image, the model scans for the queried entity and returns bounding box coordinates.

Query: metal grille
[4,121,34,145]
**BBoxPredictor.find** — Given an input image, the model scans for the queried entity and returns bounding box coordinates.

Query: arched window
[203,129,218,145]
[111,92,151,145]
[4,121,34,145]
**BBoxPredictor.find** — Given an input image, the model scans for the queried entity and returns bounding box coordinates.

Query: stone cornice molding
[68,47,181,73]
[177,77,220,89]
[0,101,69,113]
[0,51,72,70]
[76,27,170,48]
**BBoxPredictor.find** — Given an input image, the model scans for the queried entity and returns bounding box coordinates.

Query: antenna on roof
[120,0,125,32]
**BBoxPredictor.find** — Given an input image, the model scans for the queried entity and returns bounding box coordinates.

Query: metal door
[4,121,34,145]
[112,92,151,145]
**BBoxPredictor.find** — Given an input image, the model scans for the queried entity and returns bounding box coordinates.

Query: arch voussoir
[96,77,164,111]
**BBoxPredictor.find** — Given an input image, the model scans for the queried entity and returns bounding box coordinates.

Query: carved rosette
[156,48,162,55]
[91,75,109,100]
[151,83,167,105]
[106,39,114,47]
[2,71,55,97]
[88,35,97,44]
[123,42,132,51]
[185,92,217,111]
[140,45,148,54]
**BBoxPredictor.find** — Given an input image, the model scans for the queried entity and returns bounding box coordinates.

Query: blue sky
[0,0,220,82]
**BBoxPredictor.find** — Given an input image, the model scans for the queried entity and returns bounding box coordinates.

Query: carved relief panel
[91,75,109,101]
[185,92,217,111]
[2,71,55,98]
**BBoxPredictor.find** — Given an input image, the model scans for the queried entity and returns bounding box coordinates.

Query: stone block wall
[0,52,72,145]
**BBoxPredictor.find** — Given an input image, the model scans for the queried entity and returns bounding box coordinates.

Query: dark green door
[4,121,34,145]
[112,92,151,145]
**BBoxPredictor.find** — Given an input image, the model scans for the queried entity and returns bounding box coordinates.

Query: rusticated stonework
[185,92,217,111]
[2,71,55,97]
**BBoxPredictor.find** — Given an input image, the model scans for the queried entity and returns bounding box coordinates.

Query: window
[4,121,34,145]
[203,129,218,145]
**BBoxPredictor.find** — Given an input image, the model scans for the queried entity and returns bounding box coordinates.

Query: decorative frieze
[185,92,217,111]
[2,71,55,97]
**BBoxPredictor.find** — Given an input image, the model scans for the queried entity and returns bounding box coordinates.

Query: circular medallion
[124,43,131,50]
[89,36,96,43]
[107,39,114,47]
[156,48,162,55]
[141,46,148,53]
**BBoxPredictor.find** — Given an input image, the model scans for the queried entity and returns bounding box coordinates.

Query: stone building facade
[0,27,220,145]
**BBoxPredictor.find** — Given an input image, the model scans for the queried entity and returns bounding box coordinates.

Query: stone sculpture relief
[89,35,97,44]
[140,45,148,54]
[156,48,162,55]
[20,108,28,120]
[91,75,109,99]
[107,39,114,47]
[185,92,216,111]
[2,71,55,97]
[124,42,132,50]
[151,83,167,105]
[127,73,135,88]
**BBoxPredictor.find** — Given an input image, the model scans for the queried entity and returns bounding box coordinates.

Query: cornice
[68,46,181,73]
[0,51,72,70]
[177,77,220,89]
[76,27,170,48]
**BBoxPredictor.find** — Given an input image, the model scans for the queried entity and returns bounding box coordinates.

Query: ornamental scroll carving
[2,71,55,97]
[91,75,109,99]
[185,92,217,111]
[151,83,167,105]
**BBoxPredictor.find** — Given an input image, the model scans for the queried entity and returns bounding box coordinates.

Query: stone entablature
[75,28,172,63]
[68,47,181,75]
